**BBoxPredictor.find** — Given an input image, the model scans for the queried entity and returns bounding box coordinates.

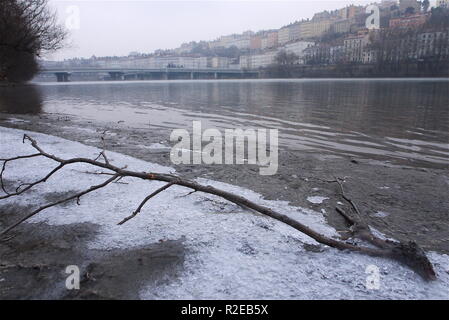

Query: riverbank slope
[1,126,449,299]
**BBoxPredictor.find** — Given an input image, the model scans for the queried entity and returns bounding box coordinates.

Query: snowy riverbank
[1,126,448,299]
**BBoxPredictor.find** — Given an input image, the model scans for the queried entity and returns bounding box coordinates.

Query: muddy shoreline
[0,206,186,299]
[0,112,448,299]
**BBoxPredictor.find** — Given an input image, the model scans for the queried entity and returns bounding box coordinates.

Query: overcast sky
[47,0,395,60]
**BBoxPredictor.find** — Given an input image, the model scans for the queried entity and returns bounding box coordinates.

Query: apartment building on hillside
[284,41,315,61]
[261,31,279,49]
[344,33,371,63]
[389,13,429,28]
[278,27,290,45]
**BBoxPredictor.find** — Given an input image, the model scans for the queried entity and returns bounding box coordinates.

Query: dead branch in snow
[0,134,437,281]
[332,177,436,281]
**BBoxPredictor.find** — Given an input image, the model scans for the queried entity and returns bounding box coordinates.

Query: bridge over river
[39,67,260,82]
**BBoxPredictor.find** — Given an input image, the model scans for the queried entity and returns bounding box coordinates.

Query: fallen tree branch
[0,134,437,280]
[332,177,436,281]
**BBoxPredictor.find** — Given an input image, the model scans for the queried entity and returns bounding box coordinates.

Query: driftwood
[0,134,437,281]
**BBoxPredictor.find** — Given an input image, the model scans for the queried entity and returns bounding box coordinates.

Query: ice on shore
[307,196,329,204]
[0,126,448,300]
[2,118,30,124]
[372,211,390,218]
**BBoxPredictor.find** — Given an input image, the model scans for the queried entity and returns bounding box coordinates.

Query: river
[0,78,448,168]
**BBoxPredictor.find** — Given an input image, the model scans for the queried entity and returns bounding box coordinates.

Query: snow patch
[372,211,390,218]
[3,117,30,124]
[307,196,329,204]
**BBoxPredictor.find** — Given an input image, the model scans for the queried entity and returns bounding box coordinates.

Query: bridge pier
[109,72,124,81]
[124,73,138,80]
[55,72,70,82]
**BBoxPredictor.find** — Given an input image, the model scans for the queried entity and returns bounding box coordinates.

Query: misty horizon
[47,0,383,60]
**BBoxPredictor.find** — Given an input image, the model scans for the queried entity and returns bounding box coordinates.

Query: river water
[0,79,448,168]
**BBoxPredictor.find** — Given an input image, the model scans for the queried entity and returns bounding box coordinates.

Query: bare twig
[179,190,198,198]
[334,176,363,219]
[0,173,119,236]
[1,163,64,200]
[118,182,175,225]
[0,153,42,195]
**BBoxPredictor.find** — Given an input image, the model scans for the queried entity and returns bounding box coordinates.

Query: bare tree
[0,0,66,82]
[275,50,299,66]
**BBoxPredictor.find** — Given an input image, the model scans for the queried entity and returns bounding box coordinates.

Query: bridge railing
[40,67,257,73]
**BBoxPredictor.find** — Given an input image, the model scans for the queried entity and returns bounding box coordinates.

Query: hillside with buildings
[41,0,449,77]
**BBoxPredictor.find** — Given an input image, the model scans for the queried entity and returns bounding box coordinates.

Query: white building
[344,34,370,62]
[362,50,378,64]
[239,50,279,69]
[261,37,268,49]
[240,40,314,69]
[239,55,251,69]
[289,23,302,42]
[283,41,315,60]
[216,32,252,49]
[252,51,278,68]
[211,57,231,68]
[218,35,235,48]
[228,36,251,49]
[332,19,352,34]
[278,27,290,45]
[208,40,222,49]
[97,57,150,69]
[175,42,195,54]
[147,56,208,69]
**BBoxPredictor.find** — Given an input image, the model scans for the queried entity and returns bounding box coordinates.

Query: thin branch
[0,174,119,236]
[118,182,175,225]
[0,153,42,195]
[335,206,356,226]
[0,163,64,200]
[334,176,364,219]
[179,190,198,198]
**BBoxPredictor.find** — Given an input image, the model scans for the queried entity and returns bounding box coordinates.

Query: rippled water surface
[1,79,448,167]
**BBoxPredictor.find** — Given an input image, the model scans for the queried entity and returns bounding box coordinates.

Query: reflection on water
[3,79,449,167]
[0,85,43,114]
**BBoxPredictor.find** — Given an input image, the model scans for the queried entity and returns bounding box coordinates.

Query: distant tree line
[0,0,66,83]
